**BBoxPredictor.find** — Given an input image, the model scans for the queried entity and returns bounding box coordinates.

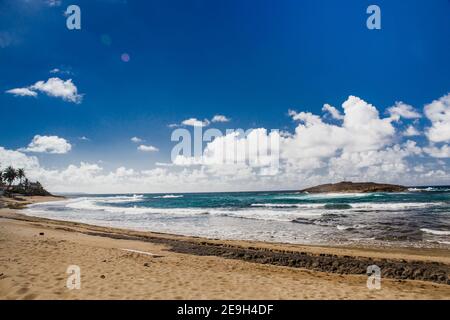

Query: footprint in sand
[23,293,38,300]
[16,287,29,295]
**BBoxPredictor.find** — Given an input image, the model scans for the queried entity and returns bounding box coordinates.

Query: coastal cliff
[300,181,408,193]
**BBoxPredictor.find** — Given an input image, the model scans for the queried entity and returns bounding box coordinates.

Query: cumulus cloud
[424,144,450,158]
[403,125,421,137]
[30,78,82,103]
[211,115,231,123]
[182,118,210,127]
[168,95,447,187]
[322,104,344,120]
[285,96,396,163]
[6,77,83,103]
[5,88,37,97]
[138,144,159,152]
[424,93,450,143]
[1,94,448,193]
[173,128,280,172]
[171,115,230,128]
[21,135,72,154]
[0,147,40,170]
[131,137,143,143]
[388,102,421,120]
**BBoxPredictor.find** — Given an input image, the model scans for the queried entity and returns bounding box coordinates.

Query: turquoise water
[25,186,450,247]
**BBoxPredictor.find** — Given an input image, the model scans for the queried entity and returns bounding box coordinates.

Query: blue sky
[0,0,449,192]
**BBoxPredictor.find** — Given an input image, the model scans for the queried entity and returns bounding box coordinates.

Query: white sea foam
[40,196,445,224]
[153,194,184,199]
[64,198,207,216]
[251,203,324,209]
[28,197,325,222]
[251,202,442,211]
[22,193,450,249]
[275,193,370,200]
[409,187,450,192]
[337,224,366,231]
[420,228,450,236]
[97,194,144,203]
[216,209,323,221]
[350,202,442,210]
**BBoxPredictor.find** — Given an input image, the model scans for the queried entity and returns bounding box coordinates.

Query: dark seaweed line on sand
[82,231,450,285]
[4,213,448,285]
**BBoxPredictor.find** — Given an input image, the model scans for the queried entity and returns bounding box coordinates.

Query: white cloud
[172,115,229,127]
[424,144,450,158]
[131,137,143,143]
[403,125,421,137]
[155,162,174,167]
[138,144,159,152]
[30,77,82,103]
[21,135,72,154]
[322,104,344,120]
[49,68,73,75]
[285,96,396,163]
[388,102,421,120]
[46,0,62,7]
[79,136,90,141]
[211,115,231,123]
[173,128,279,171]
[288,109,322,124]
[327,142,420,181]
[169,96,447,185]
[0,147,40,170]
[5,88,37,97]
[182,118,210,127]
[424,93,450,143]
[6,77,83,103]
[1,94,449,193]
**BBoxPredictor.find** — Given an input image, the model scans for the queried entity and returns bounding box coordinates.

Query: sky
[0,0,449,193]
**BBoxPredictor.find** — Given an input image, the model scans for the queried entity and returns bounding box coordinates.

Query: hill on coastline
[300,181,408,193]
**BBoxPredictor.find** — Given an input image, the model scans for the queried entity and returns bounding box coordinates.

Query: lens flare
[121,53,130,62]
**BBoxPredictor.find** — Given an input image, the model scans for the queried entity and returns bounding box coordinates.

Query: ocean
[25,187,450,248]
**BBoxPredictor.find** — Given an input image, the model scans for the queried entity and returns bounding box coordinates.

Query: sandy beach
[0,196,449,300]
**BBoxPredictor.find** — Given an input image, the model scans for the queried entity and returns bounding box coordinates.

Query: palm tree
[0,163,3,187]
[3,166,17,192]
[17,168,26,186]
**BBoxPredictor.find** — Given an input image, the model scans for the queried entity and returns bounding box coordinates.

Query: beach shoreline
[0,195,449,299]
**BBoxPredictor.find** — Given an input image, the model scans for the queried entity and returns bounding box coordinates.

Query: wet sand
[0,196,449,299]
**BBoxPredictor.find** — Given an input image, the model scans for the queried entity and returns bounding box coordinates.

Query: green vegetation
[0,165,51,197]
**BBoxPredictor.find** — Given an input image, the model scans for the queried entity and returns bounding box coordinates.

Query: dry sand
[0,196,449,300]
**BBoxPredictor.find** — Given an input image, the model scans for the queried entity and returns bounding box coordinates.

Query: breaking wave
[23,189,450,248]
[420,228,450,236]
[153,194,184,199]
[409,187,450,192]
[251,202,442,211]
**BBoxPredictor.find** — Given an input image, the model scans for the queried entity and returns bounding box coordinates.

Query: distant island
[300,181,408,193]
